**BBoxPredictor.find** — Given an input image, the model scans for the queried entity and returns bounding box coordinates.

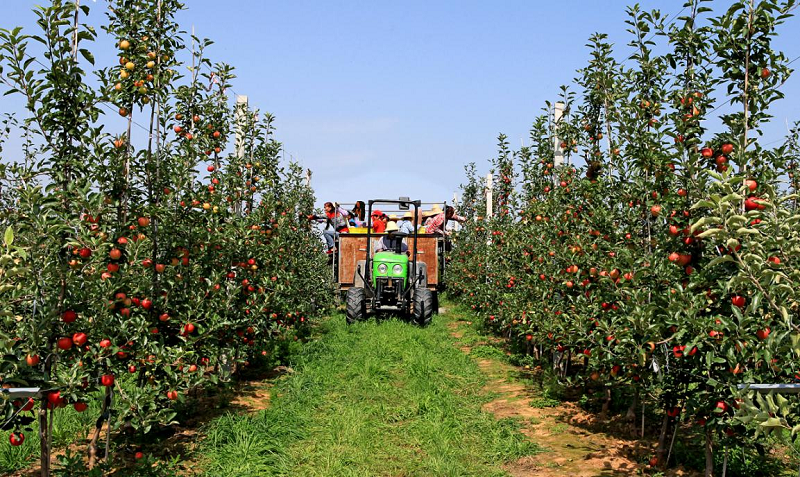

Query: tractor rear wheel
[346,287,366,324]
[412,288,433,326]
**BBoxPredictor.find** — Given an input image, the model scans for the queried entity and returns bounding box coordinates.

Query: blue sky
[2,1,799,210]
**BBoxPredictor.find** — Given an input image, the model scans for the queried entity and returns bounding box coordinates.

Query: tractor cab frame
[334,198,447,325]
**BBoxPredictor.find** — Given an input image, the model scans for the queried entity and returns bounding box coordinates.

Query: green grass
[197,310,538,476]
[550,423,569,435]
[529,397,560,409]
[469,344,509,361]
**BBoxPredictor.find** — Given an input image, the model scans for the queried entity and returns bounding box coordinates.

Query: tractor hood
[373,251,408,264]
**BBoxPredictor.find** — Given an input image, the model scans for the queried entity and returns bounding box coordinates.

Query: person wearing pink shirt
[424,205,465,236]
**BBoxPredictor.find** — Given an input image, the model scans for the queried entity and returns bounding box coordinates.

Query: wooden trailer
[335,232,444,293]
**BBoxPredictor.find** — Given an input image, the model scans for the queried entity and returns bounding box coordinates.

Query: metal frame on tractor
[339,198,442,325]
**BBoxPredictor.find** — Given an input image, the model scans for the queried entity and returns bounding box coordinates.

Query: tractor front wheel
[412,288,433,326]
[346,287,366,324]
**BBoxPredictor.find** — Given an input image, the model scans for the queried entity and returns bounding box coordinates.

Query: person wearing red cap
[371,209,387,233]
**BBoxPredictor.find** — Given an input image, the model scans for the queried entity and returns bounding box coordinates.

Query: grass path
[197,304,538,476]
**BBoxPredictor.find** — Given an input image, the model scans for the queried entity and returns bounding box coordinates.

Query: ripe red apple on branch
[9,432,25,446]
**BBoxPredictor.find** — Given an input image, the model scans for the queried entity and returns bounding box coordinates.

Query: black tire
[412,288,433,326]
[346,287,366,325]
[431,291,439,315]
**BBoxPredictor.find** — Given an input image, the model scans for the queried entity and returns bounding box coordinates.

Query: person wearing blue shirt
[397,211,415,235]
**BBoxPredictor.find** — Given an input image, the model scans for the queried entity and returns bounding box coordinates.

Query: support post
[485,173,493,219]
[553,101,565,167]
[235,95,248,160]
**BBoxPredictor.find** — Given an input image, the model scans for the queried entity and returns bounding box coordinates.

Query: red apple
[744,197,760,211]
[62,310,78,323]
[47,391,62,406]
[650,205,662,217]
[9,432,24,446]
[57,337,73,350]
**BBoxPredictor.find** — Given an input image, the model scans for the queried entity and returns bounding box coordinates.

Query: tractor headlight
[378,263,388,274]
[392,264,403,275]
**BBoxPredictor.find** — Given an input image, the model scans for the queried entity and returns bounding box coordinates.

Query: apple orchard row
[449,1,800,472]
[0,0,331,466]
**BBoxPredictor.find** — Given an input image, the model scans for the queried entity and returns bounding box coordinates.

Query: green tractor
[343,199,435,326]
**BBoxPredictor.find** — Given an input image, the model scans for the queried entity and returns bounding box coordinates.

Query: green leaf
[726,214,748,228]
[751,292,761,312]
[79,48,94,65]
[707,255,735,268]
[697,228,721,239]
[692,199,716,209]
[720,193,743,204]
[3,227,12,247]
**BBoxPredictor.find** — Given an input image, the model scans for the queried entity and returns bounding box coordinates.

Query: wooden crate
[337,234,440,288]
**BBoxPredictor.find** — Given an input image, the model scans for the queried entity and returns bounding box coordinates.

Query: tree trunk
[626,388,639,422]
[655,412,670,468]
[704,426,714,477]
[600,387,612,417]
[88,387,111,468]
[39,398,49,477]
